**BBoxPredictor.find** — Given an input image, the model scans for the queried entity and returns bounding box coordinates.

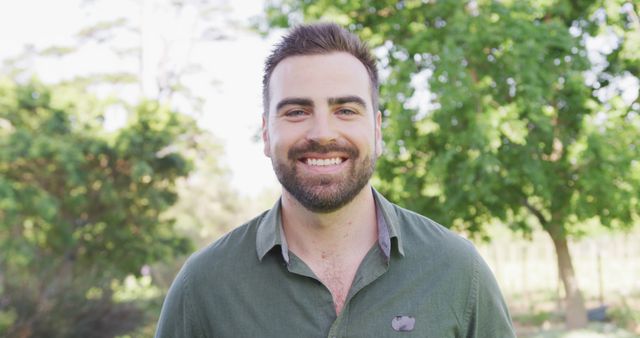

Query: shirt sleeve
[155,258,204,338]
[463,252,516,338]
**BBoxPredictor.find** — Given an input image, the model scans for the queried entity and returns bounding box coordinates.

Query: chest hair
[314,258,359,315]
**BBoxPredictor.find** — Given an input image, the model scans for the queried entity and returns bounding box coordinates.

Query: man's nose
[306,111,338,144]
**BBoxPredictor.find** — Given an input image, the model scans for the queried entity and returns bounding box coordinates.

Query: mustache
[288,140,359,160]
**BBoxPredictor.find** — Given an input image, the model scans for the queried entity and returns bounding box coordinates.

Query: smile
[305,157,344,166]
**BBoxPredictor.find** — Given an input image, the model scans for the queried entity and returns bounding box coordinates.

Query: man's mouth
[289,141,358,169]
[303,157,345,166]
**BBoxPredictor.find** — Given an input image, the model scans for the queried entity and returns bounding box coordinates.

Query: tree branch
[522,198,548,225]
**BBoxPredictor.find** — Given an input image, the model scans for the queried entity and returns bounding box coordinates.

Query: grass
[519,323,639,338]
[511,292,640,338]
[474,227,640,337]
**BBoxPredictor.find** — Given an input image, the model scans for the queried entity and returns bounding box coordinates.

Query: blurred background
[0,0,638,337]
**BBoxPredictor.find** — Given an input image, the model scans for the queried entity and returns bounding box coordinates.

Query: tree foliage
[264,0,639,328]
[0,78,195,337]
[0,2,256,336]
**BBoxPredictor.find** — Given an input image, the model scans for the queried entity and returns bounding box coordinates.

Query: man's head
[262,23,382,213]
[262,22,379,117]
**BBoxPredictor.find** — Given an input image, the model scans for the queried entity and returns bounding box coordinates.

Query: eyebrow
[275,95,368,112]
[276,98,314,112]
[328,95,367,109]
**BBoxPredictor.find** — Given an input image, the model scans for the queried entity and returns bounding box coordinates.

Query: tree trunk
[547,231,588,329]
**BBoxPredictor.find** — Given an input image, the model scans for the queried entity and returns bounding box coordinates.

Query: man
[156,22,515,337]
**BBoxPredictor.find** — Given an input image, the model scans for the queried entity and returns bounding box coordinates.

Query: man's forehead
[273,52,367,78]
[269,52,372,102]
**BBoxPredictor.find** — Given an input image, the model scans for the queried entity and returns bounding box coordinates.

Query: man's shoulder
[180,209,269,278]
[391,203,465,242]
[390,202,479,260]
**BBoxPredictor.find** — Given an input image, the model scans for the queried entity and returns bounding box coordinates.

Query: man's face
[263,52,382,213]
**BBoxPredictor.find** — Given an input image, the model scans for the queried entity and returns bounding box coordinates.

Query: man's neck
[280,185,378,263]
[280,185,378,315]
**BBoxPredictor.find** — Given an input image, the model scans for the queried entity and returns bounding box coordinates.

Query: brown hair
[262,22,379,116]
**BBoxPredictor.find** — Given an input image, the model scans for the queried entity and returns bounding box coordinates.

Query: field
[475,228,640,337]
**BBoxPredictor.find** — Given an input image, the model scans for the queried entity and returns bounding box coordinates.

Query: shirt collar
[256,188,405,263]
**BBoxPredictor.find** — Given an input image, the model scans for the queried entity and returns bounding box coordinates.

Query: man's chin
[290,183,370,213]
[292,183,338,199]
[274,160,374,212]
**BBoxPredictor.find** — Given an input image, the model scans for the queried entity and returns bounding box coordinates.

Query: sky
[0,0,281,197]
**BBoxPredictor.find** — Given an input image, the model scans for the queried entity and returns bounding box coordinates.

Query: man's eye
[337,108,357,115]
[285,110,307,117]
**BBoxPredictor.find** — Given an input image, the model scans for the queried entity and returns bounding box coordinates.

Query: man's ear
[375,110,383,157]
[262,114,271,158]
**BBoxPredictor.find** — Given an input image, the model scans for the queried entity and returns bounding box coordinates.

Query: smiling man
[155,23,516,338]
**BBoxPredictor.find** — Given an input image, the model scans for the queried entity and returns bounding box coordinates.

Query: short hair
[262,22,379,116]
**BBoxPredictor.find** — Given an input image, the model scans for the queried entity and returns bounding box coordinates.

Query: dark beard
[272,140,376,213]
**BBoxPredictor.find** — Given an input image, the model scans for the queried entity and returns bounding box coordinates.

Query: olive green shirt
[155,190,515,337]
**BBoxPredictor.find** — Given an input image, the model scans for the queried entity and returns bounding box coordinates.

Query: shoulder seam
[461,253,480,336]
[183,262,205,338]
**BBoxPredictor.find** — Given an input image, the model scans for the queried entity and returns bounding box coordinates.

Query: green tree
[0,2,260,335]
[0,78,195,337]
[0,2,259,334]
[264,0,640,328]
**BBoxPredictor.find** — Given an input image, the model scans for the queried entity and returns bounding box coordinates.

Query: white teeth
[306,157,343,166]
